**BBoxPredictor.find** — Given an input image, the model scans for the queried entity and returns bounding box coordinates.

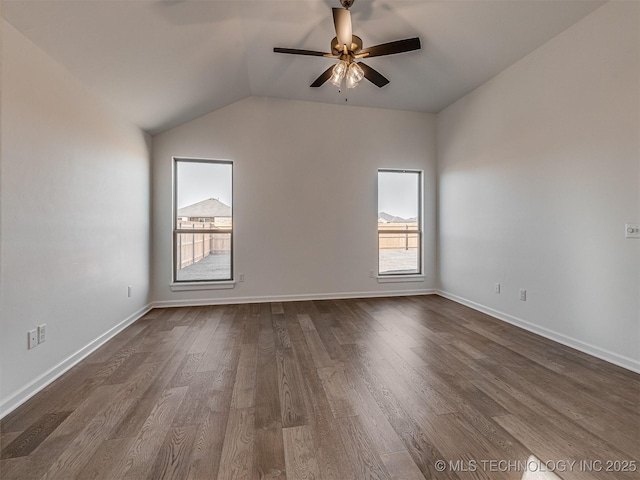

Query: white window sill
[377,275,425,283]
[170,281,236,291]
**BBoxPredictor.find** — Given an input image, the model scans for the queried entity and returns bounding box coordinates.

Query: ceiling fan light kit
[273,0,421,90]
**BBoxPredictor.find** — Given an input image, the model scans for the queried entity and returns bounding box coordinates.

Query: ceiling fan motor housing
[331,35,363,58]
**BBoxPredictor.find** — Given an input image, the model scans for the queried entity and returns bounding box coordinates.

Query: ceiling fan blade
[359,62,390,88]
[310,66,335,88]
[332,8,352,49]
[274,47,336,58]
[358,37,421,58]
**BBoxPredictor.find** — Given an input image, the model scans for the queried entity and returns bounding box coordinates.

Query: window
[377,169,422,275]
[173,158,233,282]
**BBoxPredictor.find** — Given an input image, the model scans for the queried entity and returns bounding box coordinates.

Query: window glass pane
[378,171,419,222]
[175,232,231,281]
[175,160,232,282]
[378,232,420,274]
[176,161,232,225]
[378,170,421,275]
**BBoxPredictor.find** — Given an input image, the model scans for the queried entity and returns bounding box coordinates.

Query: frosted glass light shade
[346,62,364,89]
[329,60,348,87]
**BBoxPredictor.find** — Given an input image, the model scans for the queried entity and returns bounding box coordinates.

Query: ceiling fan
[273,0,421,90]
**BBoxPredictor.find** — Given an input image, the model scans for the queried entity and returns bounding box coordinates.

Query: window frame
[172,157,234,284]
[377,168,423,277]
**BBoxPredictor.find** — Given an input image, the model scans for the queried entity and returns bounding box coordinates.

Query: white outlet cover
[28,329,38,349]
[625,223,640,238]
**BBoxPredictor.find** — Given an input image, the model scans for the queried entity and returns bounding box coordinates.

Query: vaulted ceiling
[3,0,605,135]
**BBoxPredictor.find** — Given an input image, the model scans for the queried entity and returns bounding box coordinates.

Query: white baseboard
[151,289,437,308]
[437,290,640,374]
[0,304,152,419]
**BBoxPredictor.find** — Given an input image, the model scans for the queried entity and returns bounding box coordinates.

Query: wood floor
[1,296,638,480]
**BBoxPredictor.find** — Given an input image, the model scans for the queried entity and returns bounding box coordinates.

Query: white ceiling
[3,0,605,135]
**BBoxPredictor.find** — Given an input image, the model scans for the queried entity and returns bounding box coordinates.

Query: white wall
[0,21,151,415]
[437,2,640,371]
[151,96,436,304]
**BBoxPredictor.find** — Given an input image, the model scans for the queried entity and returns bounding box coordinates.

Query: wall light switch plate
[519,289,527,301]
[38,324,47,344]
[625,223,639,238]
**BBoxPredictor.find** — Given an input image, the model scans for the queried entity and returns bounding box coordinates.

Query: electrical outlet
[127,285,132,297]
[495,283,501,294]
[369,270,374,278]
[625,223,640,238]
[238,273,245,282]
[28,329,38,349]
[38,324,47,344]
[520,289,527,301]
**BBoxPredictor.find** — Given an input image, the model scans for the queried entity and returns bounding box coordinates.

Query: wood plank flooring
[1,296,638,479]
